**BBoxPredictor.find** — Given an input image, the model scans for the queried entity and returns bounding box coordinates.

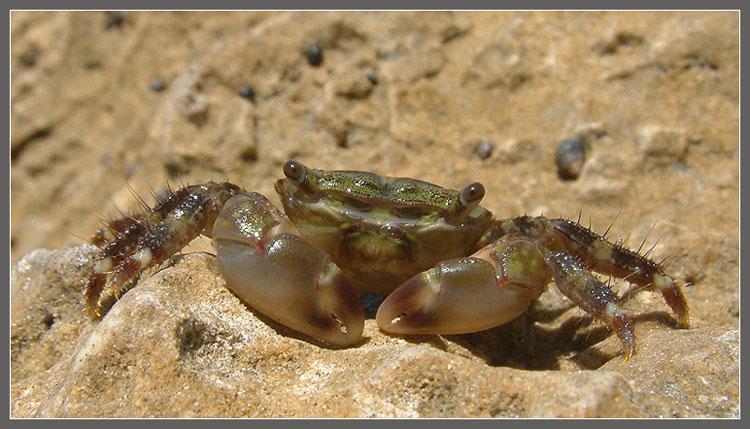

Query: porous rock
[10,247,738,418]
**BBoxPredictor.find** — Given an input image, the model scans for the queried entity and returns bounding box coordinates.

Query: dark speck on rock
[105,11,125,30]
[239,85,255,102]
[555,137,586,180]
[307,43,323,67]
[43,312,55,329]
[367,73,378,85]
[20,50,37,67]
[150,78,166,92]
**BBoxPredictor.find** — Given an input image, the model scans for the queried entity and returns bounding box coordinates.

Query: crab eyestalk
[279,159,318,197]
[212,193,364,347]
[445,182,486,222]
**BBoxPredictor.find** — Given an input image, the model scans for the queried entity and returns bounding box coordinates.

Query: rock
[573,122,608,143]
[10,246,738,417]
[333,72,376,100]
[636,124,689,165]
[11,246,96,384]
[494,138,541,165]
[602,327,739,417]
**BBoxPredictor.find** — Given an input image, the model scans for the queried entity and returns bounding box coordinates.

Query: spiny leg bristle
[127,183,152,213]
[601,207,623,239]
[636,220,658,254]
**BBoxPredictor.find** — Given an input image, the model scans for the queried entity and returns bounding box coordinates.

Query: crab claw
[376,250,546,335]
[212,193,364,347]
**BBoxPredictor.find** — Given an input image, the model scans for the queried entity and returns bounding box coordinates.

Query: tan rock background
[11,11,738,417]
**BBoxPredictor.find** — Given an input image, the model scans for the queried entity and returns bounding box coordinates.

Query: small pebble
[150,78,166,92]
[367,73,378,85]
[555,137,586,180]
[239,85,255,102]
[307,43,323,67]
[475,140,495,160]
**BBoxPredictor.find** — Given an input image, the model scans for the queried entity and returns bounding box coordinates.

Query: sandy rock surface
[11,11,738,418]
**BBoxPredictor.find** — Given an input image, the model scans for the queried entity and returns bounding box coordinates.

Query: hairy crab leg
[481,216,689,327]
[545,251,636,359]
[212,193,364,347]
[85,182,243,318]
[376,234,550,336]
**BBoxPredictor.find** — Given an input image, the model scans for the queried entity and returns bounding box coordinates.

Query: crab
[85,160,689,360]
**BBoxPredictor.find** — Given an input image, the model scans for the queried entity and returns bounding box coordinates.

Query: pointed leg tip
[676,311,690,329]
[612,313,636,362]
[669,296,690,329]
[621,344,636,361]
[84,305,102,320]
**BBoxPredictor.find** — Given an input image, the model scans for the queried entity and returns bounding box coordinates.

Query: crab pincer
[211,193,364,347]
[376,235,550,336]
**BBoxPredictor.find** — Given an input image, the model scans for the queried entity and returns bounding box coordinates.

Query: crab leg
[545,250,636,359]
[85,182,243,318]
[482,216,689,327]
[376,234,550,336]
[212,193,364,347]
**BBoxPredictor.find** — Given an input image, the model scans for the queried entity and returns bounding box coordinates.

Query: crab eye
[458,182,485,207]
[283,160,306,184]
